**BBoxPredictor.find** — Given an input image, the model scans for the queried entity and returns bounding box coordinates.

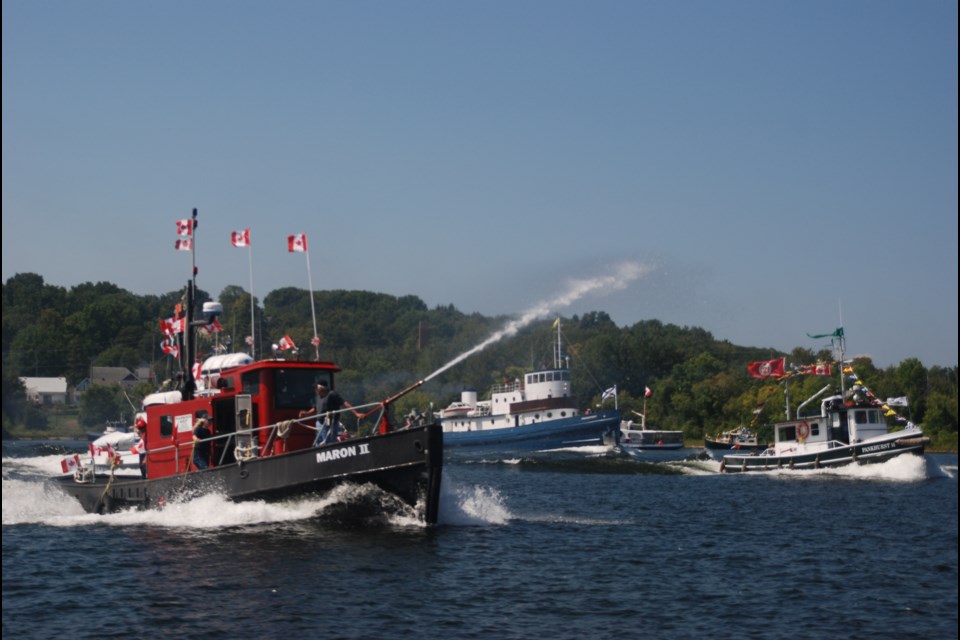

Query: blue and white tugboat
[438,320,621,451]
[721,331,927,473]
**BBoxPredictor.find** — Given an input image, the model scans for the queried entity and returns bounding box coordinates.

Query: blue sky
[3,1,957,368]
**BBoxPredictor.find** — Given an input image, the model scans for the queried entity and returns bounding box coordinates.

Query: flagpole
[187,208,198,389]
[304,246,319,360]
[247,244,256,360]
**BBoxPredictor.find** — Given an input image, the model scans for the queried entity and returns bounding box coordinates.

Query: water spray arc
[423,261,653,383]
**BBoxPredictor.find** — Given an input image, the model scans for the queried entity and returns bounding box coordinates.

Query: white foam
[438,478,512,526]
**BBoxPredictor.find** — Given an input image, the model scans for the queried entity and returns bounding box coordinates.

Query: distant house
[21,377,69,405]
[89,366,140,389]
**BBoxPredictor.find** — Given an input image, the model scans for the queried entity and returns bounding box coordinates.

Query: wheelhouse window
[160,415,174,438]
[274,369,333,409]
[242,371,260,396]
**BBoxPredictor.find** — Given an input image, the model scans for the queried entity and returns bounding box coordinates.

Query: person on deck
[300,383,347,447]
[193,418,213,470]
[134,417,148,478]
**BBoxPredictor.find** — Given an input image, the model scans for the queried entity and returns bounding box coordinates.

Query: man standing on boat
[193,418,213,470]
[301,383,346,447]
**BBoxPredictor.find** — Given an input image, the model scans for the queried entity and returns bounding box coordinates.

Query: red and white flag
[288,233,307,253]
[310,335,321,347]
[60,454,81,474]
[161,317,185,335]
[278,335,297,351]
[203,318,224,334]
[645,386,653,398]
[747,357,786,379]
[231,228,251,247]
[161,338,180,359]
[130,439,145,455]
[175,219,193,236]
[192,360,202,380]
[175,239,193,251]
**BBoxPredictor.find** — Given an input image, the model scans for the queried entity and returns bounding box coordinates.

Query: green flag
[807,327,844,340]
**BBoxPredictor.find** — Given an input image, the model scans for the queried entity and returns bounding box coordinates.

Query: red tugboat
[52,210,443,523]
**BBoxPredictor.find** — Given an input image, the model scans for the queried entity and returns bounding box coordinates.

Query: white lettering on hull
[861,442,894,454]
[315,443,371,463]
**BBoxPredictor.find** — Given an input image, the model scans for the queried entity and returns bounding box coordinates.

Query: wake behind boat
[51,209,443,523]
[438,320,620,452]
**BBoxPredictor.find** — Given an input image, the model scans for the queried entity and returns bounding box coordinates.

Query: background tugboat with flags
[721,328,928,473]
[51,209,443,523]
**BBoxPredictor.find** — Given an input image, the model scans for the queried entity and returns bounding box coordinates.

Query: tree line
[3,272,957,449]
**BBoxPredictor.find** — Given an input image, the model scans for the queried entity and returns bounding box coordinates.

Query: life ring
[796,421,810,441]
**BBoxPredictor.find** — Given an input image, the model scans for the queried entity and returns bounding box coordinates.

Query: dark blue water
[3,441,957,640]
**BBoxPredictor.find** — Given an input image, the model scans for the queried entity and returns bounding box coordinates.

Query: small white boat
[440,402,473,418]
[619,411,684,450]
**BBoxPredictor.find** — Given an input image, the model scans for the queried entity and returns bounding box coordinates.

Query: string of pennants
[745,357,914,428]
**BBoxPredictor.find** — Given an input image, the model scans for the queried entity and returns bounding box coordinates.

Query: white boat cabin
[441,367,580,432]
[771,395,890,456]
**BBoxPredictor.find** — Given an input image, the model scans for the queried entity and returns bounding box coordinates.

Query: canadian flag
[130,440,145,455]
[310,335,321,347]
[203,318,224,334]
[175,239,193,251]
[645,386,653,398]
[231,228,251,247]
[175,219,193,236]
[278,335,297,351]
[288,233,307,253]
[161,338,180,359]
[60,454,81,474]
[161,317,185,335]
[192,360,202,380]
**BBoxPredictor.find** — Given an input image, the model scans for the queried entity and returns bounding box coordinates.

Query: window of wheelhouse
[274,369,334,409]
[160,415,174,438]
[780,425,796,441]
[241,371,260,396]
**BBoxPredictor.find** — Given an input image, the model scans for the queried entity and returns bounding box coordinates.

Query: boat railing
[91,400,393,473]
[491,380,523,394]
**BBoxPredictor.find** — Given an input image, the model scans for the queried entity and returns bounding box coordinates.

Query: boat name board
[316,443,371,463]
[861,441,895,454]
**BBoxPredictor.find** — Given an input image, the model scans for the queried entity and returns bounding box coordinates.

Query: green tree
[79,386,125,427]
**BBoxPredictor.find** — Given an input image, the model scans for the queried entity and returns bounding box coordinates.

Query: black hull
[52,424,444,524]
[720,435,928,473]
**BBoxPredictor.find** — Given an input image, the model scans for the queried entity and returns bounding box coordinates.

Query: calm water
[3,440,957,640]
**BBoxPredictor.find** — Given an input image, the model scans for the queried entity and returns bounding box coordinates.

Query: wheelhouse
[144,358,341,479]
